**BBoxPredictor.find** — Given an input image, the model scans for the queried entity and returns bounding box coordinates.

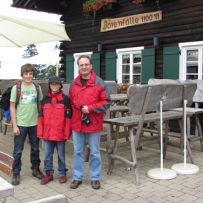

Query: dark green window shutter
[65,55,74,82]
[105,52,117,81]
[91,53,100,76]
[141,48,155,84]
[163,47,179,79]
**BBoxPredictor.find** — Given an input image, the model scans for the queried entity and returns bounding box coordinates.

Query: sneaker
[58,176,67,184]
[11,173,20,185]
[91,180,101,189]
[32,167,44,179]
[70,180,82,189]
[40,171,53,185]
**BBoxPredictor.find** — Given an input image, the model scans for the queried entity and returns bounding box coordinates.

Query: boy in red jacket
[37,76,72,184]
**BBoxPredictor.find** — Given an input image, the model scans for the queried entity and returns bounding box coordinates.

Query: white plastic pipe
[160,100,163,172]
[184,100,187,167]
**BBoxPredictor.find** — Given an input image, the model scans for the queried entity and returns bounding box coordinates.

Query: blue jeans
[43,141,67,177]
[72,130,102,181]
[12,126,41,174]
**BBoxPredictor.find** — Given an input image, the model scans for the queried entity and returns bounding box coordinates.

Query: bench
[28,194,69,203]
[104,83,197,185]
[148,79,203,151]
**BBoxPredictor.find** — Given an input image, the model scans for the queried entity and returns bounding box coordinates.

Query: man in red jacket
[69,55,111,189]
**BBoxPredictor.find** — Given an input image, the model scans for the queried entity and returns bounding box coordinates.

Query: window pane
[187,50,198,62]
[186,65,198,73]
[122,54,130,64]
[122,65,130,74]
[122,75,129,83]
[186,75,198,80]
[186,62,198,80]
[133,75,140,84]
[133,53,141,63]
[133,65,141,73]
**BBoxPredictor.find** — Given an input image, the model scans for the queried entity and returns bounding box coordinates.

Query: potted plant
[131,0,145,5]
[82,0,117,16]
[131,0,162,8]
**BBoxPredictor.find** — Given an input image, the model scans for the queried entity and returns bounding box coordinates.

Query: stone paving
[0,128,203,203]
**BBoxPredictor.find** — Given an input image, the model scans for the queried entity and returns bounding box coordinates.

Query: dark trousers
[12,126,41,174]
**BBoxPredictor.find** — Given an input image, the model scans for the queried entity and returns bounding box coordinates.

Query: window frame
[179,41,203,80]
[116,47,144,84]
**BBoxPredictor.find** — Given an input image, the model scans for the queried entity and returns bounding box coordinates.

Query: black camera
[81,113,91,125]
[80,106,91,125]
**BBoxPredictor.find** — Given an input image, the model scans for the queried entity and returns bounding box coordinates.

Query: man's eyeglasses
[79,64,90,67]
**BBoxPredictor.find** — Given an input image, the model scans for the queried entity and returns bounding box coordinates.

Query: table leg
[129,127,139,185]
[107,125,119,175]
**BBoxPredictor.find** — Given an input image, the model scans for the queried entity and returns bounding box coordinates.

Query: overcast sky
[0,0,62,79]
[0,0,62,62]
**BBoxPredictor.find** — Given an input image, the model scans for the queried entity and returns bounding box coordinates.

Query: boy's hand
[13,126,20,136]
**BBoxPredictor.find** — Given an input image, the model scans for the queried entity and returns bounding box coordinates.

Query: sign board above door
[101,10,162,32]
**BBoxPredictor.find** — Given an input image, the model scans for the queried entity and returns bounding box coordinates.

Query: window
[179,41,203,80]
[73,52,92,78]
[116,47,144,84]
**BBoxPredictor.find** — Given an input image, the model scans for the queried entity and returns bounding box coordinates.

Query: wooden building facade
[12,0,203,84]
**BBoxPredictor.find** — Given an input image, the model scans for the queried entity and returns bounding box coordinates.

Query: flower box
[82,0,117,16]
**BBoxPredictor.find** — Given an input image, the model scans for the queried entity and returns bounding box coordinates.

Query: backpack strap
[33,82,40,102]
[15,80,21,106]
[33,82,40,112]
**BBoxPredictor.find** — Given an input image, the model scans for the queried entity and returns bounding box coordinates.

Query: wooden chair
[148,79,203,151]
[104,81,118,94]
[0,151,14,203]
[2,120,12,136]
[62,83,71,95]
[0,151,14,176]
[104,83,197,184]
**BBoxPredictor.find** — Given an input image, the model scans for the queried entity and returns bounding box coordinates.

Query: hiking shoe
[11,173,20,185]
[70,180,82,189]
[40,171,53,185]
[91,180,101,189]
[59,176,67,184]
[32,167,44,179]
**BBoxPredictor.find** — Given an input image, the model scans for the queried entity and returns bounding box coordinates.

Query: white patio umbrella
[0,7,70,47]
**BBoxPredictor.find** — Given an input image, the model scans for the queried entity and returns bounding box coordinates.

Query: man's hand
[13,126,20,136]
[81,105,89,114]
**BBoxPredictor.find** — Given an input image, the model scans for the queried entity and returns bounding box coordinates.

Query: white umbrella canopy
[0,7,70,47]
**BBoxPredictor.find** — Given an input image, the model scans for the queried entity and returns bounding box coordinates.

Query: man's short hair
[77,55,92,65]
[21,63,35,76]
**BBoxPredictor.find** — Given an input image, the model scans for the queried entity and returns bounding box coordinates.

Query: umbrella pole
[171,100,199,174]
[147,100,177,180]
